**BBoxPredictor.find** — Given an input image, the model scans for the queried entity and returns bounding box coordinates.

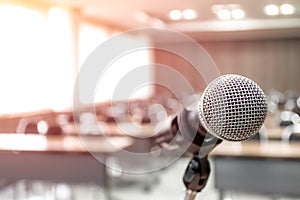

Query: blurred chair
[46,126,63,135]
[16,118,44,134]
[17,117,65,135]
[267,89,286,112]
[277,111,299,127]
[292,96,300,115]
[24,122,39,134]
[282,123,300,142]
[249,125,268,142]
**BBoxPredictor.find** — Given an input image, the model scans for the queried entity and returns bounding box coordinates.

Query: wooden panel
[152,48,206,96]
[153,39,300,94]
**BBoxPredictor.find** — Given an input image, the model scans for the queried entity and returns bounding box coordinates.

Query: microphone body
[154,74,268,155]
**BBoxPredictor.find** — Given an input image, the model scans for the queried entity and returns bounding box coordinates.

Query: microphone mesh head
[199,74,267,141]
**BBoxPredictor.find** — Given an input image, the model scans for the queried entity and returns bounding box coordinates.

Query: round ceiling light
[264,4,279,16]
[280,3,295,15]
[169,9,182,20]
[182,9,197,20]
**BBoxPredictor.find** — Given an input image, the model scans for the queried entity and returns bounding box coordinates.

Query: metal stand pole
[182,156,211,200]
[183,190,198,200]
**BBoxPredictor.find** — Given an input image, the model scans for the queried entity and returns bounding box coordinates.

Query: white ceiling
[43,0,300,41]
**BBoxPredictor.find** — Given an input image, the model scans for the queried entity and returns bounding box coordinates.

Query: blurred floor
[0,157,299,200]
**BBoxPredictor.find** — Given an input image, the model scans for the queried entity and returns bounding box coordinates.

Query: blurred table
[0,134,133,187]
[211,141,300,199]
[265,127,285,140]
[61,121,158,138]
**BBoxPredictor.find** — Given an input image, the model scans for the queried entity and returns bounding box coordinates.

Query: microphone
[154,74,268,155]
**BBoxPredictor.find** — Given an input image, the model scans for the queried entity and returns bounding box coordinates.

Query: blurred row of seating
[268,89,300,124]
[12,94,185,136]
[10,89,300,141]
[263,89,300,141]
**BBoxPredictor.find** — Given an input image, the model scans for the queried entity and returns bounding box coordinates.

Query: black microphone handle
[154,107,222,155]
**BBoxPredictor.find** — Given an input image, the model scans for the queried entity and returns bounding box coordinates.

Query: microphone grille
[199,74,267,141]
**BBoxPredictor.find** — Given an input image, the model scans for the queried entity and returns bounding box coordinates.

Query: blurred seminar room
[0,0,300,200]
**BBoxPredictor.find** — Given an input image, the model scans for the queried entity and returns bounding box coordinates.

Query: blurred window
[0,4,74,114]
[78,24,153,103]
[0,3,153,114]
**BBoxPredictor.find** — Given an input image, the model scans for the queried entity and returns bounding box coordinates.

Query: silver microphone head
[199,74,267,141]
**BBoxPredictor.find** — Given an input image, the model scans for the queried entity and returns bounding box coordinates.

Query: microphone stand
[154,108,221,200]
[182,155,210,200]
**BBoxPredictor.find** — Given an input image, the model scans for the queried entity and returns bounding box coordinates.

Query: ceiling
[43,0,300,41]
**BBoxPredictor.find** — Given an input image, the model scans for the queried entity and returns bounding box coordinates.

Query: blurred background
[0,0,300,199]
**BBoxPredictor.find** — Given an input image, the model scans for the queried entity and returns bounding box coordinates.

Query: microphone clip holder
[182,155,210,200]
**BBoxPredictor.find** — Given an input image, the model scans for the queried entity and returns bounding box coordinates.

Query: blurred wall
[153,38,300,95]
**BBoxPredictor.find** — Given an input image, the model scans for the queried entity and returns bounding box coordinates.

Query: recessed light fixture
[280,3,295,15]
[169,9,182,20]
[212,4,245,20]
[182,9,197,20]
[231,8,245,19]
[169,9,198,20]
[264,4,279,16]
[217,9,231,20]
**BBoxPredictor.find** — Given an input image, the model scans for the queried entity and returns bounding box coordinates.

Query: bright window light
[280,4,295,15]
[231,8,245,19]
[79,33,153,104]
[79,24,108,67]
[0,4,74,114]
[182,9,197,20]
[217,9,231,20]
[94,35,153,102]
[169,9,182,20]
[264,4,279,16]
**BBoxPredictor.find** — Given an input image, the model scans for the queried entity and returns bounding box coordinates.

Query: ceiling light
[264,4,279,16]
[231,8,245,19]
[182,9,197,20]
[169,9,182,20]
[217,9,231,20]
[280,4,295,15]
[212,4,245,20]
